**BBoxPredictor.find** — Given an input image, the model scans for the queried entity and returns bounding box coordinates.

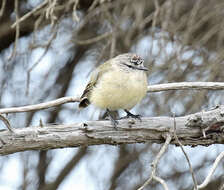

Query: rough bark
[0,105,223,155]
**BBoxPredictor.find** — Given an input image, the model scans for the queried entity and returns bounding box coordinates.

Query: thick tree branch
[0,105,224,155]
[0,82,224,114]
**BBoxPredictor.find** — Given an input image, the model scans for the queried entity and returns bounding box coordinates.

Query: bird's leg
[121,109,142,121]
[106,109,118,128]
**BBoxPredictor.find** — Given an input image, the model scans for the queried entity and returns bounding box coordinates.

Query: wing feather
[78,61,111,108]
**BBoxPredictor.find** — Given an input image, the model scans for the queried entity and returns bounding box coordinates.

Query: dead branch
[0,105,223,155]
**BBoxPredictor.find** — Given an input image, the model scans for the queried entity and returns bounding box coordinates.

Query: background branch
[1,0,224,189]
[0,96,80,114]
[173,116,198,189]
[147,82,224,92]
[197,151,224,189]
[138,134,171,190]
[0,82,224,114]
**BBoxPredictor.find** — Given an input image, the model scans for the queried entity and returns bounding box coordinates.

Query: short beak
[138,65,148,71]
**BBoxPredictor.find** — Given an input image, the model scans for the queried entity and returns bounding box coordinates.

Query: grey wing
[78,69,99,108]
[78,61,112,108]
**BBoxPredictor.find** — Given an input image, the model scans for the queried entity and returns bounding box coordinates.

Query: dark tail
[79,97,90,108]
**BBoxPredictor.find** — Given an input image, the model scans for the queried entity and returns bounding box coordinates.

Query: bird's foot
[110,118,119,129]
[106,109,118,129]
[121,109,142,121]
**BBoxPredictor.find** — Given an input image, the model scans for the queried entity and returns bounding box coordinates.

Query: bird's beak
[137,65,148,71]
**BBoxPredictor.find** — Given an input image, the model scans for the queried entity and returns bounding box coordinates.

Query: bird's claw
[122,110,142,121]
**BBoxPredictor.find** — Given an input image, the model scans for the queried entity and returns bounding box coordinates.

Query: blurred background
[0,0,224,189]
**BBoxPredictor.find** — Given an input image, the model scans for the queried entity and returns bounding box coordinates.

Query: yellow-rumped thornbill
[79,53,148,128]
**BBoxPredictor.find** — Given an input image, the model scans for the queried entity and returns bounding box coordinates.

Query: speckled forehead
[130,54,144,63]
[132,54,141,60]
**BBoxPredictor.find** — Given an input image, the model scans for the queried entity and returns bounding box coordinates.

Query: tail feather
[79,97,90,108]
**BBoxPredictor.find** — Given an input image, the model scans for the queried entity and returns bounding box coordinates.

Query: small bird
[79,53,148,127]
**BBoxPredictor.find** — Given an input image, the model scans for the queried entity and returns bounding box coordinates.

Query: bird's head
[115,53,148,71]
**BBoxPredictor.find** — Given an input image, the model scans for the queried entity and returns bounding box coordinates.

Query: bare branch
[0,82,223,114]
[44,147,87,190]
[88,0,99,11]
[72,0,80,22]
[110,33,116,58]
[147,82,224,92]
[0,114,14,132]
[26,27,58,95]
[173,115,198,190]
[137,134,172,190]
[153,176,169,190]
[0,96,80,114]
[0,105,224,155]
[73,32,112,45]
[0,0,6,17]
[8,0,20,60]
[152,0,160,28]
[197,151,224,189]
[11,0,48,28]
[45,0,58,26]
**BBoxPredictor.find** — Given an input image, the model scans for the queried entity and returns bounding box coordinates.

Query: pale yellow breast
[90,69,148,110]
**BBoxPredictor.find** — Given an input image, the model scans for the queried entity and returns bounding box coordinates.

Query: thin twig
[197,151,224,189]
[11,0,48,28]
[137,134,172,190]
[73,32,112,45]
[0,96,80,114]
[0,0,6,17]
[110,32,116,58]
[8,0,20,60]
[173,114,198,190]
[88,0,99,11]
[26,28,58,95]
[72,0,80,22]
[153,176,169,190]
[45,0,58,26]
[0,114,14,132]
[162,0,172,31]
[31,13,44,46]
[152,0,159,28]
